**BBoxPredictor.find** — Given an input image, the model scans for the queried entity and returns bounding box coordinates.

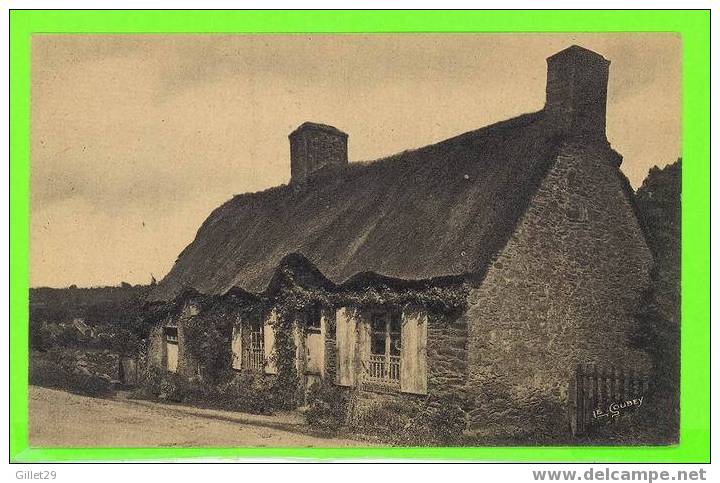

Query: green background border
[9,10,710,463]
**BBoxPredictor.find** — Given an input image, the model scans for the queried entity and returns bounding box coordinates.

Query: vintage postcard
[26,32,683,451]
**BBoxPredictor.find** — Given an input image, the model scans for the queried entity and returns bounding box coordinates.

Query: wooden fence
[569,364,649,436]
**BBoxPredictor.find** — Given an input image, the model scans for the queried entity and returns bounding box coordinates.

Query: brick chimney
[289,122,348,184]
[545,45,610,141]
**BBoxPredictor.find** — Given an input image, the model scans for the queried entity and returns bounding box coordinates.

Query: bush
[29,349,113,397]
[215,372,276,415]
[182,312,232,385]
[133,366,200,403]
[305,380,350,430]
[134,369,279,415]
[352,399,412,435]
[157,372,189,402]
[347,394,469,445]
[133,365,166,399]
[416,394,468,445]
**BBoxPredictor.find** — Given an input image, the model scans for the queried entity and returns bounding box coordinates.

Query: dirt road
[29,385,367,447]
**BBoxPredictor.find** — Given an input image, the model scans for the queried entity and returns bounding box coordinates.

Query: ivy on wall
[147,257,472,406]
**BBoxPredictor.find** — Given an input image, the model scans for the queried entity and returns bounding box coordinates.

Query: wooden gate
[569,364,649,436]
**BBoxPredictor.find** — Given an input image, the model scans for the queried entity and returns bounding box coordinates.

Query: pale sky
[30,34,681,288]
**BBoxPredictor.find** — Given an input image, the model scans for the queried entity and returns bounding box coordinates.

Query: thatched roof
[150,111,564,301]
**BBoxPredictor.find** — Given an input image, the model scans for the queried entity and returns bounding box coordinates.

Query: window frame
[367,310,402,385]
[243,323,265,372]
[163,326,179,373]
[163,326,178,344]
[306,304,322,333]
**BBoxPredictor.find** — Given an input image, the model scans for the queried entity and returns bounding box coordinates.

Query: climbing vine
[150,259,472,411]
[269,305,300,408]
[337,283,471,316]
[183,307,233,384]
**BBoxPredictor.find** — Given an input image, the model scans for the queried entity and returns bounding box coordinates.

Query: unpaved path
[29,385,368,448]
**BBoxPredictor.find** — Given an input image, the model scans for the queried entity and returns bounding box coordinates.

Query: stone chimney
[545,45,610,141]
[289,122,348,184]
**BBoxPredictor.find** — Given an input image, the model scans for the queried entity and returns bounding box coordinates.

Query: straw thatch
[150,111,564,301]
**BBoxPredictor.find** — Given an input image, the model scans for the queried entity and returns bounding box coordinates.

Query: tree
[632,159,680,441]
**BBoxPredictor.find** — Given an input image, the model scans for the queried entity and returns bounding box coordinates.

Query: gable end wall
[463,142,653,437]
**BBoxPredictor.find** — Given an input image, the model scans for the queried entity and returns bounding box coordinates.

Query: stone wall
[427,311,469,403]
[464,141,652,438]
[175,314,200,379]
[148,325,165,370]
[146,301,201,380]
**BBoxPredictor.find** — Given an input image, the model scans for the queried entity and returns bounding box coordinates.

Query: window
[366,311,401,384]
[307,304,322,332]
[164,327,178,343]
[243,325,264,371]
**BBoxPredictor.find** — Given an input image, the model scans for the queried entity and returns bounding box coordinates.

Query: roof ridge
[354,111,544,166]
[150,109,560,300]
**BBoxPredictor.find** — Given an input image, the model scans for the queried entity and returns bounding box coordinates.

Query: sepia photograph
[27,33,682,449]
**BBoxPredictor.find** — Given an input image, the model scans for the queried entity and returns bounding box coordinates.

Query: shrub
[29,349,113,397]
[305,380,350,431]
[348,398,432,445]
[183,314,233,386]
[110,328,143,358]
[133,365,166,399]
[133,367,278,415]
[416,394,468,445]
[216,372,276,415]
[353,399,411,434]
[346,394,469,446]
[133,366,198,403]
[157,372,188,402]
[270,308,302,410]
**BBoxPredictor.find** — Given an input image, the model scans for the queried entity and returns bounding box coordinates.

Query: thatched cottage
[146,45,652,436]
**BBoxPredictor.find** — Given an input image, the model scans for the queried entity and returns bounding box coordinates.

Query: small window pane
[390,332,401,356]
[371,332,385,355]
[371,313,386,332]
[250,325,263,351]
[164,327,178,344]
[390,312,401,332]
[307,305,322,330]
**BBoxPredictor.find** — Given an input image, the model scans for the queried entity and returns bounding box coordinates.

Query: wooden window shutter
[264,311,277,374]
[231,324,243,370]
[335,307,356,386]
[305,313,325,376]
[293,321,303,372]
[317,311,327,376]
[400,306,428,395]
[357,316,371,382]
